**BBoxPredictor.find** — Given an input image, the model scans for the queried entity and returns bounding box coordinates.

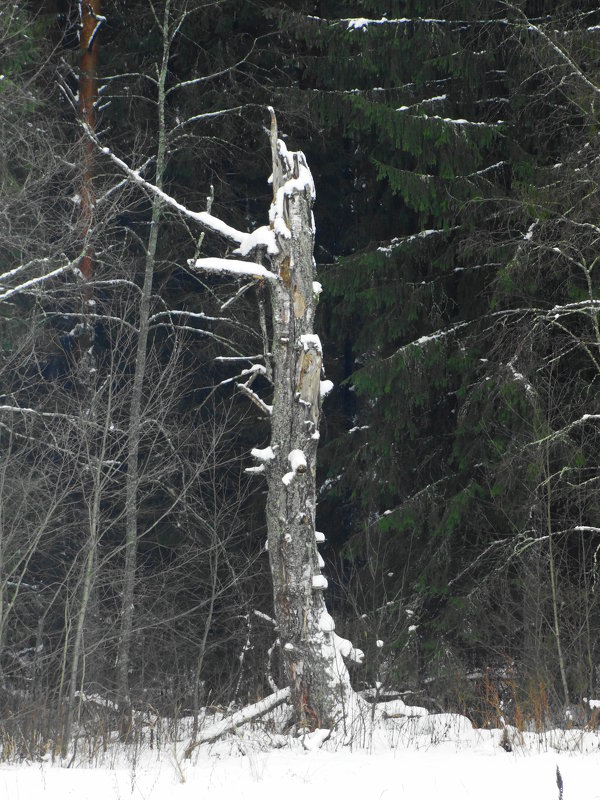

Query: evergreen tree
[285,0,600,705]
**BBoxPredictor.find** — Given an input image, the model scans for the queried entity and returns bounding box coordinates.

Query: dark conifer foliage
[295,0,600,706]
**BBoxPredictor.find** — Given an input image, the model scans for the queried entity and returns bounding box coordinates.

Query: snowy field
[2,709,600,799]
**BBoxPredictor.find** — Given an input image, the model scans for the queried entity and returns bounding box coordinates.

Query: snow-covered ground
[2,710,600,799]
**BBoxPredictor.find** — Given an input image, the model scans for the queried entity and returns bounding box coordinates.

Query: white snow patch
[299,333,322,353]
[288,449,307,472]
[320,379,334,398]
[251,446,275,462]
[302,728,330,750]
[234,225,278,257]
[381,698,431,719]
[523,220,539,241]
[333,633,364,664]
[7,730,600,800]
[319,611,336,632]
[190,257,278,281]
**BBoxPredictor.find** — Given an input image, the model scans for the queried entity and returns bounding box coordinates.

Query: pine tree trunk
[78,0,102,281]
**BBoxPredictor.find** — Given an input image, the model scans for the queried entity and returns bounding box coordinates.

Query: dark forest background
[2,0,600,751]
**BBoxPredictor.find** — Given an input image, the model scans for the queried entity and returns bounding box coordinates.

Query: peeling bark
[262,112,362,730]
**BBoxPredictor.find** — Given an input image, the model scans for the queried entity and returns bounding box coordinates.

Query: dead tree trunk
[260,113,362,730]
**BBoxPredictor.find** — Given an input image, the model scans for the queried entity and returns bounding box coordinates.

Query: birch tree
[115,0,172,729]
[108,0,261,726]
[252,113,364,730]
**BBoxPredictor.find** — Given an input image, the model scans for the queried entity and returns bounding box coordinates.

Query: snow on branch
[0,255,85,301]
[345,17,444,29]
[251,446,275,462]
[529,413,600,446]
[87,16,106,50]
[86,128,248,246]
[389,300,600,361]
[333,15,510,30]
[502,1,600,99]
[148,309,229,325]
[0,256,53,284]
[189,257,278,282]
[184,687,290,753]
[215,354,267,363]
[390,320,473,356]
[165,44,255,95]
[377,227,458,254]
[0,404,89,425]
[168,105,247,133]
[233,226,278,258]
[396,108,503,128]
[236,383,273,416]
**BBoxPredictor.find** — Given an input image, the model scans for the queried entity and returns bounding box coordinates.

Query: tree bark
[79,0,102,281]
[262,113,361,730]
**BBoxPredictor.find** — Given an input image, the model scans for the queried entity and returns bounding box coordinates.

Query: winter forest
[3,0,600,773]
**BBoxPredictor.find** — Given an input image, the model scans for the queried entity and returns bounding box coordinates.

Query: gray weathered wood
[261,112,360,729]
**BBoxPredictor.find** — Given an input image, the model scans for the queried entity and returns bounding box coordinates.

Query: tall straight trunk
[116,0,171,726]
[263,114,360,730]
[545,443,570,707]
[55,2,105,756]
[79,0,102,281]
[61,394,114,757]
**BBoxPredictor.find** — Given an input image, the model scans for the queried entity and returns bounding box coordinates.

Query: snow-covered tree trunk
[93,108,365,732]
[260,113,361,730]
